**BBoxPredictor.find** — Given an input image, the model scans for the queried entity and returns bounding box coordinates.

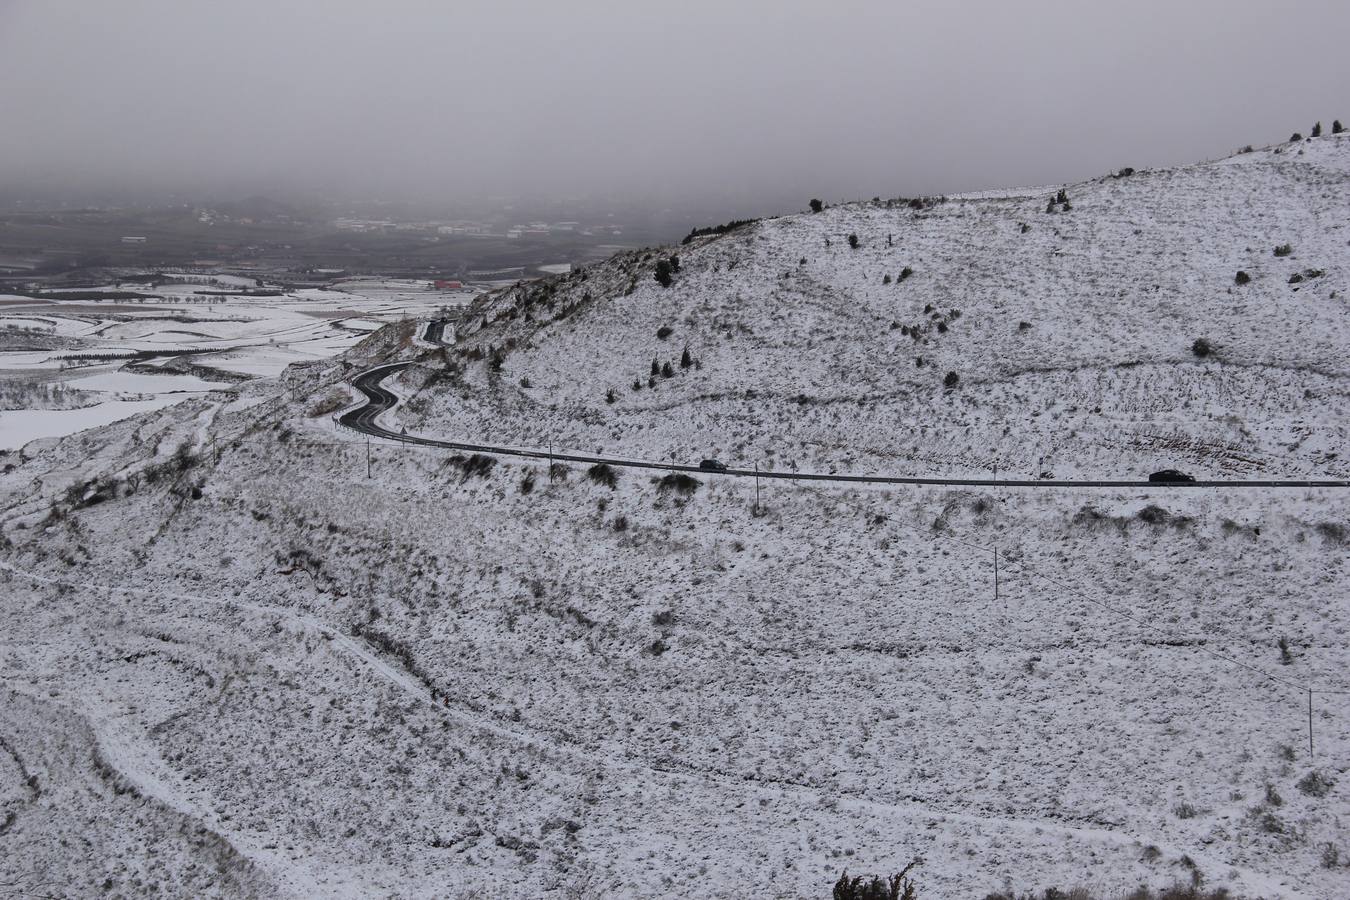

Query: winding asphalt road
[423,319,453,346]
[339,361,1350,489]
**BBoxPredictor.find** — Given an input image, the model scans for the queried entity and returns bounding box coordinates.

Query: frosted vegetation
[400,136,1349,481]
[1,133,1348,898]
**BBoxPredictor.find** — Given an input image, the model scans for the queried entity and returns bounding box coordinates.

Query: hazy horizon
[3,0,1348,220]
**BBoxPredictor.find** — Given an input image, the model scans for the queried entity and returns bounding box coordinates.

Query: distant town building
[120,236,147,243]
[433,279,463,290]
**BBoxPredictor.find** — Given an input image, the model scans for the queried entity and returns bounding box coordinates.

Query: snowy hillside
[1,134,1349,900]
[397,134,1350,481]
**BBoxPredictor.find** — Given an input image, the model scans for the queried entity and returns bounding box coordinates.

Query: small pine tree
[605,388,616,404]
[1235,270,1251,285]
[883,273,892,285]
[669,254,680,272]
[654,258,673,288]
[1290,132,1303,142]
[943,371,959,389]
[651,358,659,377]
[1046,198,1056,213]
[809,198,823,213]
[661,361,674,378]
[899,266,913,281]
[848,233,859,249]
[1334,120,1345,135]
[1311,121,1322,138]
[1056,188,1068,204]
[680,347,692,368]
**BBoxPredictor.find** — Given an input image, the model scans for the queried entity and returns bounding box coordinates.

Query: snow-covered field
[0,278,475,451]
[1,136,1348,899]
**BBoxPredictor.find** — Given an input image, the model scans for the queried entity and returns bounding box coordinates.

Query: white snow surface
[403,136,1350,483]
[2,138,1349,899]
[0,279,474,451]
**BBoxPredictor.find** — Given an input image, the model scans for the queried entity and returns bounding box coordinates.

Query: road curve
[338,362,1350,490]
[423,319,452,346]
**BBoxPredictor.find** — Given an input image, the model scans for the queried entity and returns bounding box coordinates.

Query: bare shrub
[588,463,618,489]
[656,473,700,496]
[834,859,921,900]
[1296,770,1334,798]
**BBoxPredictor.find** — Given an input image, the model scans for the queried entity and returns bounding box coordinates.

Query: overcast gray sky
[2,0,1347,214]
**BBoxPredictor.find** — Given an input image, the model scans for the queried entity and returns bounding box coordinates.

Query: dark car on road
[1148,469,1196,483]
[699,459,728,472]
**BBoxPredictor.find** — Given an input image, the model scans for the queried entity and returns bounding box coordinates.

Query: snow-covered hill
[1,134,1348,899]
[397,133,1350,481]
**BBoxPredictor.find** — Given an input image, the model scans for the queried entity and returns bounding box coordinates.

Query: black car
[699,459,728,472]
[1148,469,1196,483]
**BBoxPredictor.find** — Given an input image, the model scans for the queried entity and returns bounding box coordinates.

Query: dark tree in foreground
[1290,132,1303,142]
[1192,337,1213,357]
[680,347,692,368]
[1311,121,1322,137]
[834,860,921,900]
[1235,270,1250,285]
[943,371,959,389]
[848,233,859,249]
[809,198,823,213]
[1334,120,1344,134]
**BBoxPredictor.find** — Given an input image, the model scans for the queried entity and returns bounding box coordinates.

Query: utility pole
[548,442,554,483]
[366,434,372,479]
[754,463,761,515]
[994,546,1000,607]
[1308,689,1315,759]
